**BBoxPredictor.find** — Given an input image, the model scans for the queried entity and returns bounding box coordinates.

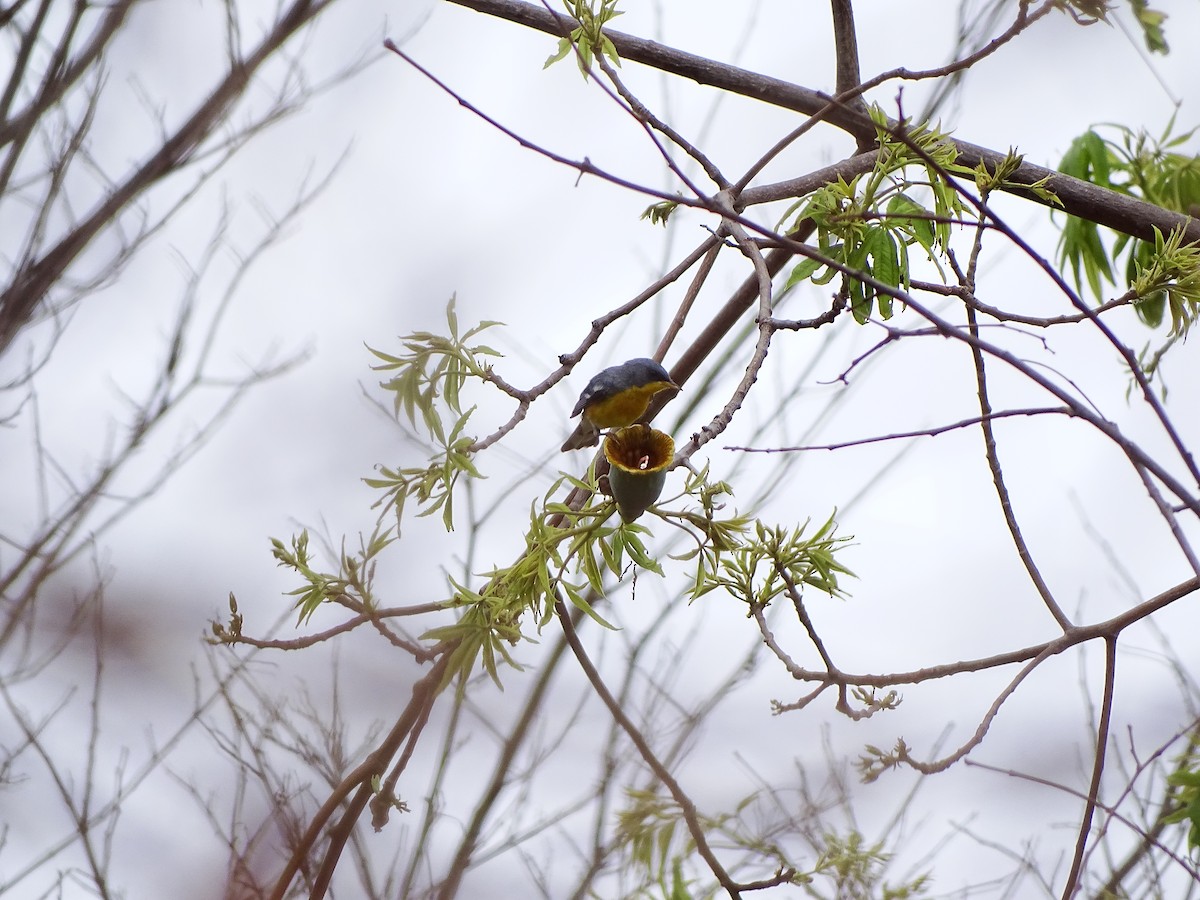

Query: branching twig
[440,0,1200,244]
[554,596,744,898]
[267,650,454,900]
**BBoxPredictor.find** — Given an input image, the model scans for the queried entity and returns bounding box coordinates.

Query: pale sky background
[4,1,1200,897]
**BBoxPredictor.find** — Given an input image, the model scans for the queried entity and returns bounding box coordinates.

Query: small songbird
[560,357,679,451]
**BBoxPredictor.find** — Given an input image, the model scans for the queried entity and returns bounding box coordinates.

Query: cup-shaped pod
[603,424,675,522]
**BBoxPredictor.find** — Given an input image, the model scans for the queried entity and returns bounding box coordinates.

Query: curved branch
[965,300,1072,630]
[773,576,1199,691]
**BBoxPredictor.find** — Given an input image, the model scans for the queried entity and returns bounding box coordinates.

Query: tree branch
[441,0,1200,245]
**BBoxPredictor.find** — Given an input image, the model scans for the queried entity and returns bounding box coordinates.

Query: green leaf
[811,243,844,286]
[849,278,871,324]
[867,228,901,289]
[599,34,621,66]
[544,37,573,68]
[1083,130,1113,186]
[1130,0,1169,54]
[600,527,625,576]
[583,536,606,589]
[641,199,679,226]
[561,583,618,630]
[886,194,934,254]
[784,256,827,292]
[622,526,664,577]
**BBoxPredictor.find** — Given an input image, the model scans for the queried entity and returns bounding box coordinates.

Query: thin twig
[726,406,1072,453]
[1062,637,1117,899]
[554,596,743,898]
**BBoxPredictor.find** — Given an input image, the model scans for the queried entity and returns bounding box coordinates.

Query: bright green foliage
[1059,0,1109,22]
[1162,740,1200,855]
[365,297,497,533]
[268,527,394,625]
[1129,0,1169,54]
[691,515,854,609]
[543,0,623,77]
[423,572,531,689]
[972,147,1059,207]
[422,489,618,689]
[1057,130,1119,300]
[661,464,753,590]
[617,789,696,896]
[370,296,501,428]
[364,428,480,536]
[1129,226,1200,336]
[260,307,854,697]
[642,199,679,227]
[1163,768,1200,853]
[428,459,782,689]
[780,108,966,323]
[1057,120,1200,323]
[616,788,805,898]
[615,790,929,900]
[809,831,930,900]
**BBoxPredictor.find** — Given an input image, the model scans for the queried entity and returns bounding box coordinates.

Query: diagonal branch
[0,0,342,357]
[554,596,744,898]
[441,0,1200,245]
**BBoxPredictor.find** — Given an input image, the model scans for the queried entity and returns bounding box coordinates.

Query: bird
[560,357,679,451]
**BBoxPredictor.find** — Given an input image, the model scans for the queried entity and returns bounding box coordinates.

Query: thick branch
[829,0,866,113]
[442,0,1200,245]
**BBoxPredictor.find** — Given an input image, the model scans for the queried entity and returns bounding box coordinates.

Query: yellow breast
[583,381,675,429]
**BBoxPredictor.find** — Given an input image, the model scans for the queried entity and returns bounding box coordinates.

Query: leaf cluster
[424,484,624,688]
[1129,0,1169,54]
[616,789,803,898]
[691,515,854,609]
[997,3,1167,55]
[1129,226,1200,336]
[617,788,703,896]
[266,527,394,625]
[425,461,777,688]
[1162,740,1200,856]
[856,738,916,784]
[365,298,498,532]
[641,198,680,228]
[1163,769,1200,854]
[616,789,929,900]
[543,0,623,77]
[661,465,750,586]
[780,109,966,323]
[809,831,930,900]
[972,147,1059,208]
[1057,120,1200,330]
[251,301,854,727]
